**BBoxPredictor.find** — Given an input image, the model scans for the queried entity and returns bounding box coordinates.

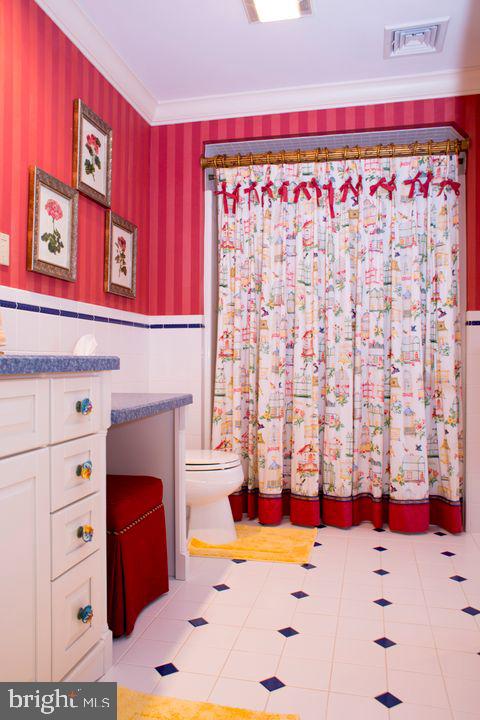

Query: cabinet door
[0,378,49,459]
[0,449,51,680]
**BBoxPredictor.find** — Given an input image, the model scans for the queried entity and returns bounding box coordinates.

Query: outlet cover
[0,232,9,266]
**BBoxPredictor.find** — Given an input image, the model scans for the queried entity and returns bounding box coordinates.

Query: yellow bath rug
[118,686,299,720]
[188,523,317,564]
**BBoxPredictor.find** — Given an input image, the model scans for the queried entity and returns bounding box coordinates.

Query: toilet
[185,449,243,544]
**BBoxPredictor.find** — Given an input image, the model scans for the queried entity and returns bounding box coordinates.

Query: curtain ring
[314,148,320,163]
[267,151,272,166]
[325,148,329,162]
[236,153,241,167]
[355,145,360,160]
[281,150,286,165]
[296,149,301,164]
[249,153,254,166]
[390,143,395,157]
[213,156,218,169]
[427,140,433,157]
[343,146,348,161]
[376,144,381,158]
[446,139,451,156]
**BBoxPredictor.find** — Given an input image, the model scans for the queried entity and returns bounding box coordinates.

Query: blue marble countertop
[111,392,193,425]
[0,353,120,375]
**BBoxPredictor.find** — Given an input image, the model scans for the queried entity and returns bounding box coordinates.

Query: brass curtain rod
[200,138,469,169]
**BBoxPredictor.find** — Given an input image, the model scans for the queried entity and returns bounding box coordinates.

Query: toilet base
[188,496,237,545]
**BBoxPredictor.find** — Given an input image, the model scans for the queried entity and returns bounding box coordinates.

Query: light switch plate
[0,232,10,266]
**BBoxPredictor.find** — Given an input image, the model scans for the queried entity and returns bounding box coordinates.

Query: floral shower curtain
[212,154,463,533]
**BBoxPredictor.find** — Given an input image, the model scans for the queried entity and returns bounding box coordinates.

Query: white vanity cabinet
[0,363,115,682]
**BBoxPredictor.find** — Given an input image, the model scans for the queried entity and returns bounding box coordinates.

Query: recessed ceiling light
[243,0,312,24]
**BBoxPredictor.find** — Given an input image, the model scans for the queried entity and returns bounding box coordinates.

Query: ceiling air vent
[384,18,449,58]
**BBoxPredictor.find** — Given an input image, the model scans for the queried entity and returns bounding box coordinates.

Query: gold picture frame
[73,98,112,207]
[27,167,78,282]
[104,211,137,298]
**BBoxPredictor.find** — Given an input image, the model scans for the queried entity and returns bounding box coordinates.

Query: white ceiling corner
[35,0,480,126]
[34,0,158,123]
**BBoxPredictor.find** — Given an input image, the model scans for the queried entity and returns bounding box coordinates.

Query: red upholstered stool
[107,474,169,637]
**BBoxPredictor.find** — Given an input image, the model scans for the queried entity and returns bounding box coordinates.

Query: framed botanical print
[27,167,78,282]
[73,99,112,207]
[104,211,137,298]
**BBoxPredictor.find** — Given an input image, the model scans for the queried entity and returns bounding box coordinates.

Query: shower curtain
[212,154,463,533]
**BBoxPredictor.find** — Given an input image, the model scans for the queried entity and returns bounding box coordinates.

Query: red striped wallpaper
[149,96,479,315]
[0,0,151,313]
[1,1,479,316]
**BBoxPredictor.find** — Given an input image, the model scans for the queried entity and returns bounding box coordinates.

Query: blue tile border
[466,320,480,325]
[0,299,204,330]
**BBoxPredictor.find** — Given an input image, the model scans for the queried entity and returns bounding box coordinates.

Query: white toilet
[185,449,243,544]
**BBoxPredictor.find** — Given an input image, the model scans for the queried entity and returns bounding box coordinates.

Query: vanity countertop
[111,392,193,425]
[0,353,120,375]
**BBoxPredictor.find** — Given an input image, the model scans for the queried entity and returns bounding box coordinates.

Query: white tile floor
[101,523,480,719]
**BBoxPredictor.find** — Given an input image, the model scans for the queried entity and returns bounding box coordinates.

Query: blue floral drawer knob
[76,460,93,479]
[76,398,93,416]
[78,605,93,624]
[77,524,94,543]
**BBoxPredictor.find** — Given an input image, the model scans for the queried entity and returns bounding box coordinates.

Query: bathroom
[0,0,480,718]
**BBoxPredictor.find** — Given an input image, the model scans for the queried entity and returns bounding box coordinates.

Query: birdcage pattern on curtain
[212,154,463,532]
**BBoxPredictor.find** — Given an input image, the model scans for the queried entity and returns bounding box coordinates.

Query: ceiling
[36,0,480,124]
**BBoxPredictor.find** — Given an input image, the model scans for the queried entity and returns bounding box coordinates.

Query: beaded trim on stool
[107,502,164,535]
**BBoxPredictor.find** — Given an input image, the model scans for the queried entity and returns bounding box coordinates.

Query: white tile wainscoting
[2,284,479,530]
[0,285,204,448]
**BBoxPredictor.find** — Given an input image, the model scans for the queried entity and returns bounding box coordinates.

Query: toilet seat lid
[186,449,241,470]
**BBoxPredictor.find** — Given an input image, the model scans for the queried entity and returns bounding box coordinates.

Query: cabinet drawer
[50,376,101,444]
[51,494,103,579]
[50,434,104,512]
[51,551,103,681]
[0,378,49,459]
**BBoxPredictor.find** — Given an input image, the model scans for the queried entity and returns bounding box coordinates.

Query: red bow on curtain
[322,180,335,218]
[369,175,397,200]
[261,180,274,206]
[339,176,363,204]
[278,181,290,202]
[293,181,312,203]
[215,181,241,214]
[436,178,461,196]
[404,171,433,198]
[244,182,260,209]
[309,178,322,205]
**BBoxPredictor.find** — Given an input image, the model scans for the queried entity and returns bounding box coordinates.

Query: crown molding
[151,66,480,125]
[34,0,157,124]
[34,0,480,126]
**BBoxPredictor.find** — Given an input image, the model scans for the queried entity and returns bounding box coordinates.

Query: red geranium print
[84,132,102,182]
[45,198,63,221]
[86,134,101,154]
[42,198,64,255]
[114,236,128,276]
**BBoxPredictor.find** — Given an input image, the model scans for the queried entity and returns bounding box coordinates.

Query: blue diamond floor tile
[260,677,285,692]
[213,583,230,591]
[314,542,322,547]
[375,692,402,709]
[374,546,387,552]
[278,627,299,638]
[434,531,447,536]
[375,637,396,649]
[373,527,386,532]
[373,569,389,576]
[317,524,326,529]
[462,606,480,616]
[441,551,456,557]
[189,617,208,627]
[155,663,178,676]
[301,563,316,569]
[291,590,309,599]
[374,598,392,607]
[450,575,467,583]
[232,559,247,563]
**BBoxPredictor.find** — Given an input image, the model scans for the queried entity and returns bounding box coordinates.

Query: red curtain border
[228,489,463,534]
